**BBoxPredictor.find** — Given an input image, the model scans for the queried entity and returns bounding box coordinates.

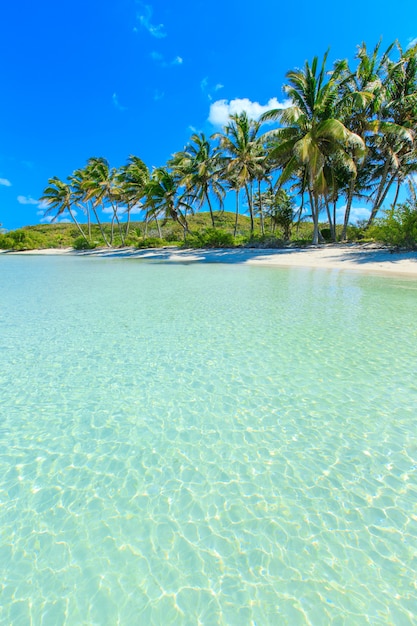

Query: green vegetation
[368,201,417,247]
[2,202,417,251]
[1,41,416,251]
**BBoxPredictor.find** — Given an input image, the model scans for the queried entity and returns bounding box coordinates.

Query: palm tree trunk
[295,192,305,236]
[234,189,240,237]
[175,206,189,237]
[258,180,264,235]
[110,215,115,245]
[92,205,111,246]
[206,193,215,228]
[368,169,397,226]
[341,179,356,241]
[309,190,320,245]
[367,161,392,227]
[324,195,335,241]
[112,204,125,246]
[155,217,162,238]
[245,183,254,234]
[87,204,92,240]
[125,205,131,238]
[392,177,401,210]
[68,208,89,243]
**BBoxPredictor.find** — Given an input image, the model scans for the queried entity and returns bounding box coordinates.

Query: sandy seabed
[3,244,417,277]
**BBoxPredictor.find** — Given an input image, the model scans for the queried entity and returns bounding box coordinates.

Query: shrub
[320,228,332,242]
[243,233,284,248]
[124,235,142,247]
[183,228,235,248]
[0,234,13,249]
[368,203,417,248]
[135,237,167,249]
[73,237,97,250]
[0,229,39,250]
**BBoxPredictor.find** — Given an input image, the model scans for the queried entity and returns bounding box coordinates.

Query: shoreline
[2,244,417,278]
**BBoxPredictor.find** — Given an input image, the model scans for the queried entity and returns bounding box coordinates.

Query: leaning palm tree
[83,157,125,246]
[143,167,193,240]
[40,176,89,243]
[169,133,225,227]
[365,42,417,226]
[261,52,365,243]
[214,112,265,234]
[118,156,150,238]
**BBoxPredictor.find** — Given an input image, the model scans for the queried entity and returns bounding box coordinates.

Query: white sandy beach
[3,244,417,277]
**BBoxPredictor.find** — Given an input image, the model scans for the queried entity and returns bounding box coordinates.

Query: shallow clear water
[1,255,417,625]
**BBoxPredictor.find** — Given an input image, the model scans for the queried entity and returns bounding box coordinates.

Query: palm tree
[214,112,265,234]
[269,189,296,240]
[70,162,111,246]
[170,133,225,227]
[83,157,125,246]
[40,177,89,243]
[144,167,193,240]
[261,52,365,243]
[365,42,417,226]
[119,156,150,238]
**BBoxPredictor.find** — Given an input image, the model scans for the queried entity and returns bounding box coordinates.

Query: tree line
[41,41,417,246]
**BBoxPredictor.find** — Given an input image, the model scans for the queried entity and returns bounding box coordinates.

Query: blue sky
[0,0,416,230]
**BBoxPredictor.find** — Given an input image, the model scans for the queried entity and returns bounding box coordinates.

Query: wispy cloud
[112,93,127,112]
[208,97,291,126]
[153,89,164,101]
[201,77,224,101]
[102,205,127,218]
[17,195,39,205]
[150,51,183,67]
[130,203,144,215]
[0,178,12,187]
[407,37,417,49]
[37,208,75,224]
[136,4,166,38]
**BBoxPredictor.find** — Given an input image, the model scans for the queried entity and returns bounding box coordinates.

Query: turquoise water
[1,255,417,625]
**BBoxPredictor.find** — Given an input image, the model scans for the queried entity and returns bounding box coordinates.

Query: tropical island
[1,41,416,255]
[2,34,417,626]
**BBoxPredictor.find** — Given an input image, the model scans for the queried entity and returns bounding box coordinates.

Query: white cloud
[112,93,127,111]
[17,195,39,205]
[137,4,166,38]
[336,206,371,224]
[102,205,127,218]
[38,209,76,223]
[208,97,291,126]
[0,178,11,187]
[39,215,54,224]
[130,203,144,215]
[150,51,183,67]
[407,37,417,49]
[214,83,224,91]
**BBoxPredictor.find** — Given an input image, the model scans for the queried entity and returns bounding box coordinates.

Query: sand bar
[3,244,417,277]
